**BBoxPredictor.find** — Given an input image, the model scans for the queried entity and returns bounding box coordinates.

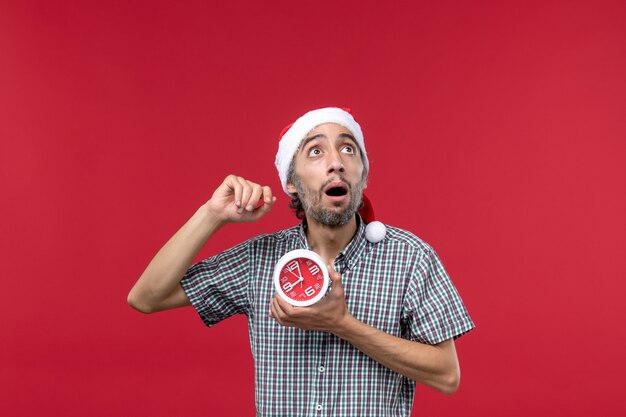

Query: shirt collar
[297,214,368,271]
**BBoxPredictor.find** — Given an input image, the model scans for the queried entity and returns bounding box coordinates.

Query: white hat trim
[275,107,368,194]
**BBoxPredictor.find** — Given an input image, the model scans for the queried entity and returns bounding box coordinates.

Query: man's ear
[286,182,297,194]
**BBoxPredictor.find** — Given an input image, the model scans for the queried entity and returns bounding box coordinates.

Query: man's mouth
[323,182,349,197]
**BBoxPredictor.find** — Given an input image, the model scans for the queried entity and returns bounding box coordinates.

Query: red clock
[273,249,330,307]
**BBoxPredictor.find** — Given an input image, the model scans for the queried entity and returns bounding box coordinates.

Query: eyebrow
[299,132,358,152]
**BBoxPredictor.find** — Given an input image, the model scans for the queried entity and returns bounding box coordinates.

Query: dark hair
[288,198,306,220]
[286,161,306,219]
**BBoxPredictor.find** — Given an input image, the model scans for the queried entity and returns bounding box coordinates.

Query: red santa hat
[275,107,368,192]
[275,107,386,243]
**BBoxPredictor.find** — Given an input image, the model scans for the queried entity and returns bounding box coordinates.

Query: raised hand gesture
[206,175,276,224]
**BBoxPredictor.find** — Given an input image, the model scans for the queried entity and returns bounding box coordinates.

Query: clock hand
[296,263,304,283]
[296,265,305,286]
[287,269,301,280]
[288,277,303,289]
[287,266,305,287]
[291,276,304,288]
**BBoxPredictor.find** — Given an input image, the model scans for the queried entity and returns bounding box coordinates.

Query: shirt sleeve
[402,245,475,345]
[180,240,251,328]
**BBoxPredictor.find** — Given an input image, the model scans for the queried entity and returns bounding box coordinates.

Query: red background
[2,1,625,416]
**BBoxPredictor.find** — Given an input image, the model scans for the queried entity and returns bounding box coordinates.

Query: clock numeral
[282,281,295,292]
[285,260,299,273]
[308,264,320,275]
[304,286,315,296]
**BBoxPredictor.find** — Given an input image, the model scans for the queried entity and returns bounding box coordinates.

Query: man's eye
[308,148,321,157]
[342,145,354,154]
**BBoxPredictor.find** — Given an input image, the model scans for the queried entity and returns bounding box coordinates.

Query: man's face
[287,123,367,227]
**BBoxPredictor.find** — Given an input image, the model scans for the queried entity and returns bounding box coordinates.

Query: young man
[128,107,474,416]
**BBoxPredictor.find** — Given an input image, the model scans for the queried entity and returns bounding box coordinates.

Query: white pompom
[365,221,386,243]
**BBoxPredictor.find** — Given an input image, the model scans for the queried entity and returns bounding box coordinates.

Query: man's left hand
[270,265,350,333]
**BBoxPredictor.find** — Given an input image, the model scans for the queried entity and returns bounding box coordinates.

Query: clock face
[273,249,330,307]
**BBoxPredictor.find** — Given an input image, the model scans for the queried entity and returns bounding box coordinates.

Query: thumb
[249,196,277,220]
[328,264,342,287]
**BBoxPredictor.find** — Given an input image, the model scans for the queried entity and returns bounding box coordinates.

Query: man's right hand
[205,175,276,224]
[128,175,276,314]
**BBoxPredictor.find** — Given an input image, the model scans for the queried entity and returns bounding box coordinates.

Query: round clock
[273,249,330,307]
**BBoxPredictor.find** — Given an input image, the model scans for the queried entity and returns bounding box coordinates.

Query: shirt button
[318,365,325,373]
[316,404,323,411]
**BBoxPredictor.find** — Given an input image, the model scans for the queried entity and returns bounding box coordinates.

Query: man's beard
[292,174,365,227]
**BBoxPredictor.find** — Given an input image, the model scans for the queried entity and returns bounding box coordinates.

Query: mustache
[319,177,351,193]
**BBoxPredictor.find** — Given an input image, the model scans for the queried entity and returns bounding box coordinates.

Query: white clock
[273,249,330,307]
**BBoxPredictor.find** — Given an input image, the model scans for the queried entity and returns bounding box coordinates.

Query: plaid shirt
[182,218,474,416]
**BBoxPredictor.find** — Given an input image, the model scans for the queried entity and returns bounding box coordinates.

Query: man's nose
[327,149,345,174]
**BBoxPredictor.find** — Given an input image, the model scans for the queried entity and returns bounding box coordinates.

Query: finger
[269,295,277,317]
[246,183,264,212]
[237,177,254,212]
[252,186,273,210]
[274,294,292,314]
[271,296,293,326]
[328,264,342,285]
[271,295,284,317]
[269,297,276,318]
[327,265,344,299]
[225,175,243,208]
[252,195,276,219]
[277,295,305,318]
[261,186,274,205]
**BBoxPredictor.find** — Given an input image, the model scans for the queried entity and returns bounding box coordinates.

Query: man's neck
[304,216,358,265]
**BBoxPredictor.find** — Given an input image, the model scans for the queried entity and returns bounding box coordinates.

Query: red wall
[2,1,625,415]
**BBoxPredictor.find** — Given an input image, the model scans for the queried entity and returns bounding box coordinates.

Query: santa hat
[275,107,368,193]
[360,194,387,243]
[275,107,386,243]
